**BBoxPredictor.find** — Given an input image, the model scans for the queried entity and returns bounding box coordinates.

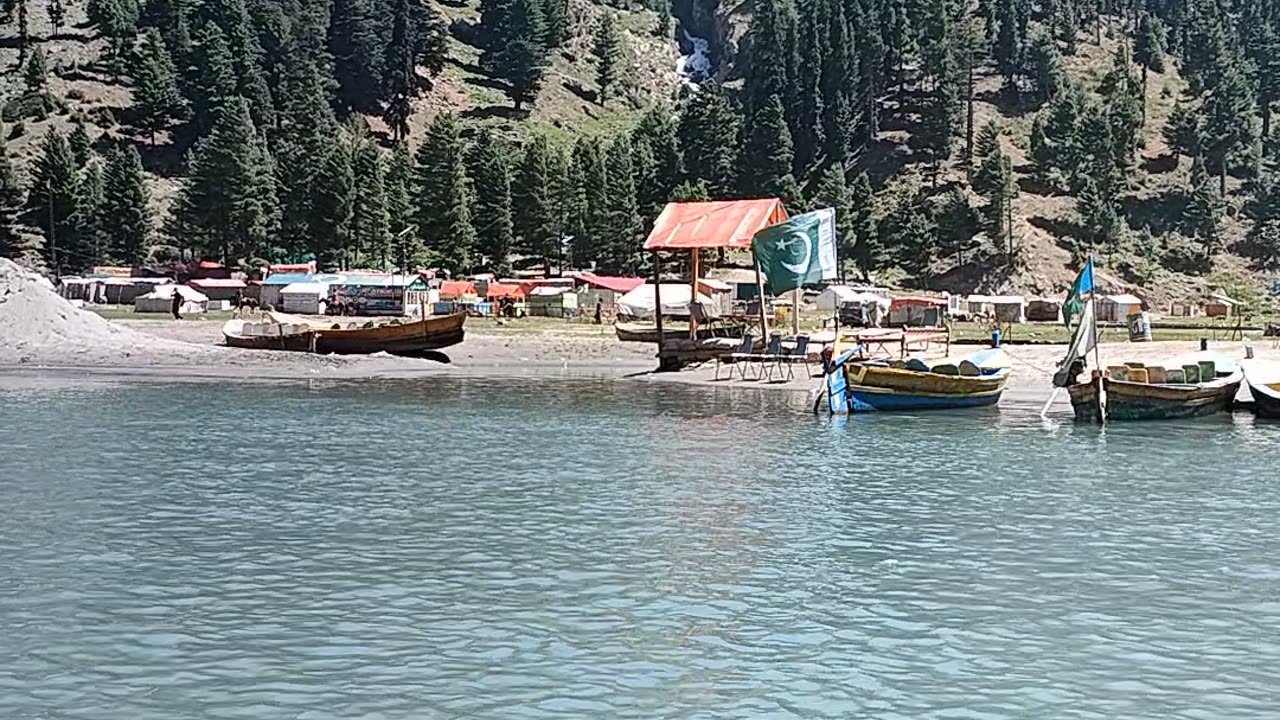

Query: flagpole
[1088,256,1105,424]
[792,287,801,336]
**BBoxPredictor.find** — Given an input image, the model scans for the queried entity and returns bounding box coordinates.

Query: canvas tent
[1097,293,1143,322]
[966,294,1028,323]
[280,283,329,314]
[189,278,247,302]
[134,285,209,314]
[816,286,891,312]
[888,295,948,327]
[616,284,717,320]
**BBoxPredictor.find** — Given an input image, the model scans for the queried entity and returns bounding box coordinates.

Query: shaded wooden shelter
[642,199,788,367]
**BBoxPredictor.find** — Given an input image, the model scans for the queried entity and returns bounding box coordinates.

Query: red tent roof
[269,262,317,273]
[890,295,949,310]
[644,199,789,250]
[486,283,526,299]
[572,272,645,293]
[189,278,247,289]
[197,260,224,269]
[440,280,478,299]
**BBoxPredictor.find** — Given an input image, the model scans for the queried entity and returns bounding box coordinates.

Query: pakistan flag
[751,208,839,294]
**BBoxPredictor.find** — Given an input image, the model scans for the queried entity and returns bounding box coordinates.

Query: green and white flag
[750,208,839,294]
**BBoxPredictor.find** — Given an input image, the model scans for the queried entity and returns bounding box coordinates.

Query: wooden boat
[615,321,732,343]
[1066,355,1243,422]
[823,346,1010,413]
[1243,369,1280,419]
[223,312,466,355]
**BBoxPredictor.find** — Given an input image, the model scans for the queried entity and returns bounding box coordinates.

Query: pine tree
[0,127,42,270]
[740,94,799,203]
[594,10,622,103]
[1026,28,1063,104]
[570,136,608,266]
[68,122,92,166]
[47,0,64,37]
[678,83,740,198]
[1134,11,1166,118]
[993,0,1028,92]
[936,186,980,262]
[1034,82,1085,190]
[208,0,274,130]
[74,157,108,266]
[275,44,339,259]
[329,0,383,115]
[821,0,855,163]
[1075,174,1123,256]
[479,0,515,70]
[17,0,28,65]
[101,143,151,265]
[1184,154,1223,259]
[88,0,139,60]
[383,0,417,140]
[631,106,680,228]
[133,30,185,144]
[792,0,825,175]
[170,98,279,263]
[467,129,515,275]
[27,129,80,275]
[1100,46,1143,177]
[513,134,556,265]
[386,142,416,266]
[744,0,795,115]
[848,171,879,278]
[351,138,390,269]
[1164,100,1202,160]
[976,132,1018,259]
[1249,24,1280,146]
[885,196,938,287]
[1242,169,1280,269]
[23,45,46,94]
[414,113,476,273]
[310,145,355,268]
[600,135,639,273]
[544,0,567,48]
[186,22,236,135]
[918,1,964,185]
[497,0,547,110]
[1199,59,1257,195]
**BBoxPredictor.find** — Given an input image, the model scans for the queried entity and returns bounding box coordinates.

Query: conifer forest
[2,0,1280,300]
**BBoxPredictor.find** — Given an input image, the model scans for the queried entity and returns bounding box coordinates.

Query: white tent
[1097,293,1143,323]
[616,283,717,319]
[966,294,1028,323]
[280,282,330,314]
[816,286,892,312]
[134,284,209,314]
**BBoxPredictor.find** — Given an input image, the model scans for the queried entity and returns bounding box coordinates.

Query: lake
[2,376,1279,719]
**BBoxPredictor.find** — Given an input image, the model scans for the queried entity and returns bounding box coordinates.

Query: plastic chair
[715,334,755,381]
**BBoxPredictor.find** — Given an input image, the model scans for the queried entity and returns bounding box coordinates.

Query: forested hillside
[1,0,1279,305]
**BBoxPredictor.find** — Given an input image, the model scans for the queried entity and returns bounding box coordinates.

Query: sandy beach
[5,259,1277,406]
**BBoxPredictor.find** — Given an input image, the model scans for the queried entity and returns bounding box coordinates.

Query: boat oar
[1039,387,1061,418]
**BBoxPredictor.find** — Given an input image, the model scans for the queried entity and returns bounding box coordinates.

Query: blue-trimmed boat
[822,346,1011,414]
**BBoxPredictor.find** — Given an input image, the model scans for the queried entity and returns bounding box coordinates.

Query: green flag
[1062,257,1094,329]
[751,208,838,294]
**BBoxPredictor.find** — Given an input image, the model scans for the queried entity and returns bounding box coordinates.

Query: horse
[233,296,261,318]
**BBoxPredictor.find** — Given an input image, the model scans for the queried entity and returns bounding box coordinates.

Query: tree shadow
[460,104,526,121]
[135,139,188,178]
[61,66,128,87]
[448,19,485,51]
[855,135,917,188]
[563,79,598,104]
[1122,190,1186,236]
[1017,175,1060,196]
[973,87,1041,118]
[1027,215,1086,253]
[1141,153,1179,175]
[47,31,91,42]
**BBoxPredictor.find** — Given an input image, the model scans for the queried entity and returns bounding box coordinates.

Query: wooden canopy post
[652,250,665,358]
[754,255,770,344]
[689,249,700,340]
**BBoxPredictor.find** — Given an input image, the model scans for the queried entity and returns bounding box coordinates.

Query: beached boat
[223,312,466,355]
[1066,355,1243,422]
[1244,370,1280,419]
[615,321,733,343]
[823,346,1011,413]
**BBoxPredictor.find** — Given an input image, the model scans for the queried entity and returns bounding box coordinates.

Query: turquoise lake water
[2,376,1280,718]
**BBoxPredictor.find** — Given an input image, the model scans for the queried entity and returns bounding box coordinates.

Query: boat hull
[1247,380,1280,419]
[1068,372,1242,422]
[226,312,467,355]
[615,322,731,343]
[830,362,1009,413]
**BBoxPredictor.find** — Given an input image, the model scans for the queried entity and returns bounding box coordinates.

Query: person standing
[170,288,182,320]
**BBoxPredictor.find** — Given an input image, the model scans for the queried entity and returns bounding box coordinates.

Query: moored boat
[615,321,733,343]
[823,346,1011,414]
[1066,355,1243,422]
[1244,370,1280,419]
[223,311,466,355]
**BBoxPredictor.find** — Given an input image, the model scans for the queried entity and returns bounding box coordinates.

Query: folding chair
[689,302,725,337]
[759,334,788,382]
[740,334,781,381]
[778,334,813,380]
[714,334,755,381]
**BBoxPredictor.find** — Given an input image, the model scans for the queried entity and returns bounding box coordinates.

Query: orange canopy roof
[643,199,788,251]
[486,282,525,299]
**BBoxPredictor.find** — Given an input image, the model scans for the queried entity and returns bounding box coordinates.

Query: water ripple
[2,377,1280,718]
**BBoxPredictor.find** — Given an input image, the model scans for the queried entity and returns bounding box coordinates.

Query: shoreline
[3,315,1272,413]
